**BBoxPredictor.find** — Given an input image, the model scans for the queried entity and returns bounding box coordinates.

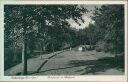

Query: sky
[67,5,101,29]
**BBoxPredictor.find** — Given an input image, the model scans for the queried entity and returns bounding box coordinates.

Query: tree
[92,5,124,53]
[4,5,88,75]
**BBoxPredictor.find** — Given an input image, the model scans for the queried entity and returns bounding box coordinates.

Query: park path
[5,48,123,75]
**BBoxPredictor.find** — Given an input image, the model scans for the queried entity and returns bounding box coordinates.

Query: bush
[4,46,22,70]
[95,41,116,53]
[104,43,115,53]
[95,41,106,52]
[85,45,95,51]
[115,53,124,68]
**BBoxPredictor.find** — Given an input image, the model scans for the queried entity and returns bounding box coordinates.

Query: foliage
[78,5,124,53]
[4,5,87,70]
[92,5,124,53]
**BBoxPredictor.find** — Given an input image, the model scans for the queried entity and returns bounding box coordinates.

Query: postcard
[0,0,127,82]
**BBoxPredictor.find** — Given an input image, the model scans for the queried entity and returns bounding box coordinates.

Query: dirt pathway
[5,49,124,76]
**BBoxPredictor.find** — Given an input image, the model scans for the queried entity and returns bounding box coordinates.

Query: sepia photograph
[4,4,125,76]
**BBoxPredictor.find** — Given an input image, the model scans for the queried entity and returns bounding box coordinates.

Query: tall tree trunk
[40,45,46,59]
[89,36,92,47]
[13,42,16,62]
[69,43,72,51]
[22,40,27,75]
[43,46,46,53]
[52,44,55,54]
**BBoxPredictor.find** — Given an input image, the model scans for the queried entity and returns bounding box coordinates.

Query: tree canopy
[4,5,88,72]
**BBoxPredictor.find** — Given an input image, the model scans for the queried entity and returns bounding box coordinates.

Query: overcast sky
[68,5,101,29]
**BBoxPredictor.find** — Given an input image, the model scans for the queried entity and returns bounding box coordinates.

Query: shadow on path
[69,57,124,75]
[29,65,83,75]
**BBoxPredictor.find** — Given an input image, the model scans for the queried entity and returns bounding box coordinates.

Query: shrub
[104,43,115,53]
[115,53,124,68]
[95,41,116,53]
[95,41,106,52]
